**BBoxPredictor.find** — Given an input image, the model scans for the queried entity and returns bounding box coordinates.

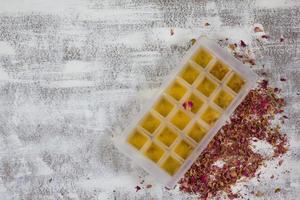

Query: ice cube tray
[115,37,258,188]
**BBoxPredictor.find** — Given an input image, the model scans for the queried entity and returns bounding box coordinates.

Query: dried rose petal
[240,40,247,47]
[135,185,141,192]
[248,59,256,65]
[228,193,239,199]
[228,44,236,51]
[170,28,174,36]
[275,188,281,193]
[200,175,208,184]
[183,101,194,110]
[179,80,288,199]
[280,77,286,81]
[205,22,210,26]
[255,191,264,197]
[190,38,196,45]
[262,35,270,39]
[260,80,268,89]
[254,27,264,32]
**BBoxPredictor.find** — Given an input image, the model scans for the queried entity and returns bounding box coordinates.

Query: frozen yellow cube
[192,49,212,68]
[174,140,194,159]
[180,65,200,85]
[171,110,191,130]
[161,156,181,176]
[141,113,160,134]
[197,77,217,97]
[154,97,174,117]
[157,127,178,147]
[144,142,164,163]
[201,107,221,125]
[210,61,229,80]
[187,123,207,143]
[227,73,245,93]
[166,80,187,101]
[214,90,234,109]
[127,130,148,150]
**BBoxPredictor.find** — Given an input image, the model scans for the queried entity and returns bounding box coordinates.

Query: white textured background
[0,0,299,199]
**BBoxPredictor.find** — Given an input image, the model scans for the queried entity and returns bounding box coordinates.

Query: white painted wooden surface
[0,0,299,199]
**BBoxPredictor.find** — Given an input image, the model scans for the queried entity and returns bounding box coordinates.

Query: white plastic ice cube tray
[115,37,258,188]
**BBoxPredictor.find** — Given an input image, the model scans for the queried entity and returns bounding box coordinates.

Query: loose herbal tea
[179,80,288,199]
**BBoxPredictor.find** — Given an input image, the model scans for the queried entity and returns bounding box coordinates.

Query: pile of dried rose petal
[179,79,288,199]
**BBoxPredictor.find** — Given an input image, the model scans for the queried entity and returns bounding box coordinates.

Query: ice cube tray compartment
[116,37,258,189]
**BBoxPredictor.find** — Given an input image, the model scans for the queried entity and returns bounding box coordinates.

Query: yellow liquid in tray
[186,94,204,113]
[188,123,207,143]
[166,81,187,101]
[214,90,234,109]
[201,107,221,125]
[157,127,178,147]
[144,142,164,163]
[127,130,148,150]
[197,77,217,97]
[161,156,181,176]
[210,61,229,80]
[154,97,174,117]
[227,73,245,93]
[192,49,212,68]
[141,113,160,134]
[181,65,199,85]
[174,140,194,160]
[171,110,191,130]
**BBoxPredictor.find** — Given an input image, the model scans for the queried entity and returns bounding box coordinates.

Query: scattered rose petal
[249,59,256,65]
[204,22,210,26]
[278,160,284,166]
[254,27,264,32]
[240,40,247,47]
[260,80,268,89]
[135,185,141,192]
[146,184,152,189]
[199,175,208,184]
[223,39,255,65]
[228,193,239,199]
[255,191,264,197]
[262,35,270,39]
[170,28,174,36]
[183,101,193,111]
[275,188,281,193]
[280,77,286,81]
[274,87,280,93]
[190,38,196,45]
[228,43,237,51]
[280,36,285,42]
